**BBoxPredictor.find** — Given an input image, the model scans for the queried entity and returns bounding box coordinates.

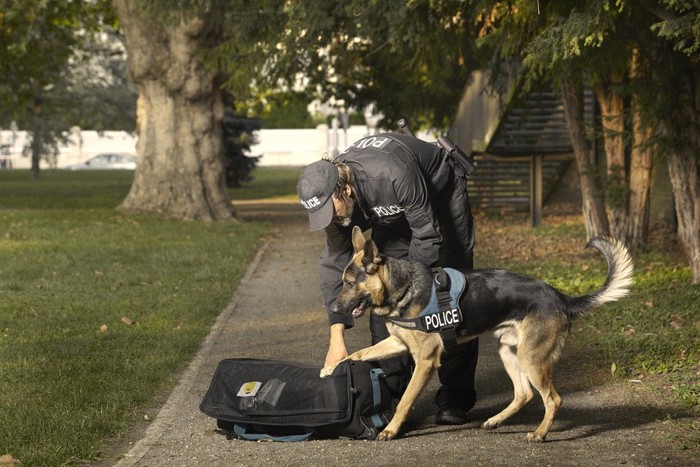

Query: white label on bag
[237,381,262,397]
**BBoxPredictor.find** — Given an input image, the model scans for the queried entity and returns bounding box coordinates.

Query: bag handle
[232,423,314,442]
[369,368,386,429]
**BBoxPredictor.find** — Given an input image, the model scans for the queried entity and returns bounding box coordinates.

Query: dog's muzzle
[331,297,370,318]
[351,298,370,318]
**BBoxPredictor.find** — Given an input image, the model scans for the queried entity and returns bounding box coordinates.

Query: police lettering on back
[342,136,391,154]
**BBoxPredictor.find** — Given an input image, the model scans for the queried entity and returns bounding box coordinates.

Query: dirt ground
[99,201,698,467]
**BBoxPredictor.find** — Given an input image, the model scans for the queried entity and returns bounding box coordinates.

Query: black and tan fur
[320,226,633,442]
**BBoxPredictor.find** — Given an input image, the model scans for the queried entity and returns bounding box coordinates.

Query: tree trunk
[113,0,236,221]
[596,80,628,240]
[627,49,654,249]
[30,124,41,180]
[30,97,42,180]
[560,79,609,238]
[667,73,700,284]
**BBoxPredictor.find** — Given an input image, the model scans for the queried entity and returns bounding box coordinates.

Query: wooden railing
[466,154,572,211]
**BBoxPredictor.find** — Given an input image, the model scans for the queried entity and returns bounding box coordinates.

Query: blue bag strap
[369,368,386,429]
[233,423,314,442]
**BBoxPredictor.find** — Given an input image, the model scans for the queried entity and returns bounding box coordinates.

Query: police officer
[297,132,478,425]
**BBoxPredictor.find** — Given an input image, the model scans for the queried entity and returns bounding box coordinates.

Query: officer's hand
[325,324,349,366]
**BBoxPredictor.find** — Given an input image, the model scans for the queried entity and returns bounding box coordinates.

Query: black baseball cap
[296,160,338,231]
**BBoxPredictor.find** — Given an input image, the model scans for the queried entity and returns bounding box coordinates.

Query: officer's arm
[319,221,354,328]
[319,221,354,365]
[325,323,348,366]
[396,163,442,266]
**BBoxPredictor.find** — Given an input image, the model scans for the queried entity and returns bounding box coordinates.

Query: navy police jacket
[320,132,475,328]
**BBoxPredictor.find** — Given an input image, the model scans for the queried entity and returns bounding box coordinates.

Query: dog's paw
[482,418,500,430]
[526,432,545,443]
[319,365,337,378]
[376,429,396,441]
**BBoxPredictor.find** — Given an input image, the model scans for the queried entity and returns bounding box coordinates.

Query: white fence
[0,130,137,169]
[1,125,435,169]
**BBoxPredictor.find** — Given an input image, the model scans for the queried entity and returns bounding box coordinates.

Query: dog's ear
[351,225,365,253]
[362,238,382,274]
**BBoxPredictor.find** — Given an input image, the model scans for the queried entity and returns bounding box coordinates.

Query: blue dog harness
[387,267,466,347]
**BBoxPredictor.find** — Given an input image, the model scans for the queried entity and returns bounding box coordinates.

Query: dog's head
[331,226,387,318]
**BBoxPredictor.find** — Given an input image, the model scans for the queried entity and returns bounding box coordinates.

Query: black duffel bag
[199,358,394,441]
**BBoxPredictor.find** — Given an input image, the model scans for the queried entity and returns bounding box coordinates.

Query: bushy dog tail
[567,236,634,317]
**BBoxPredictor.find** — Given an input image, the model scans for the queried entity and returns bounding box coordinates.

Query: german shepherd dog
[321,226,633,442]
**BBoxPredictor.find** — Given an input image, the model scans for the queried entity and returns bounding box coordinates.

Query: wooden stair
[450,74,594,216]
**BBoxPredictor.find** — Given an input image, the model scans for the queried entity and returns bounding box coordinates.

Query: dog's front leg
[377,345,442,441]
[320,335,409,377]
[377,357,437,441]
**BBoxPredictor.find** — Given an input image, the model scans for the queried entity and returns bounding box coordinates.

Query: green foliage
[222,95,262,187]
[651,0,700,55]
[0,0,135,177]
[195,0,480,130]
[245,90,316,129]
[59,31,137,132]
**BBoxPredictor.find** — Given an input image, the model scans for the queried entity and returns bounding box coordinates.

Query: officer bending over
[296,132,479,425]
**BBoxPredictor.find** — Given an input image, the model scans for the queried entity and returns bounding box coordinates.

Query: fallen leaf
[644,301,654,308]
[670,320,683,330]
[121,317,136,326]
[99,324,109,333]
[0,454,21,465]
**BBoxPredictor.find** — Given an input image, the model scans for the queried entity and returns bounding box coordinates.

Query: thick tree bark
[560,79,609,238]
[596,79,628,240]
[113,0,236,221]
[667,74,700,284]
[627,49,654,249]
[627,115,653,248]
[667,149,700,283]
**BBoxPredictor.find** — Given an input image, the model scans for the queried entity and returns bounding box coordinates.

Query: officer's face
[332,188,354,227]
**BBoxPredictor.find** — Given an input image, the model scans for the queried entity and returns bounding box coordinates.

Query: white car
[65,153,137,170]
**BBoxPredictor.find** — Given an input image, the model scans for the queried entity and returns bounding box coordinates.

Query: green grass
[0,169,136,209]
[0,167,300,465]
[230,166,303,201]
[0,166,303,208]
